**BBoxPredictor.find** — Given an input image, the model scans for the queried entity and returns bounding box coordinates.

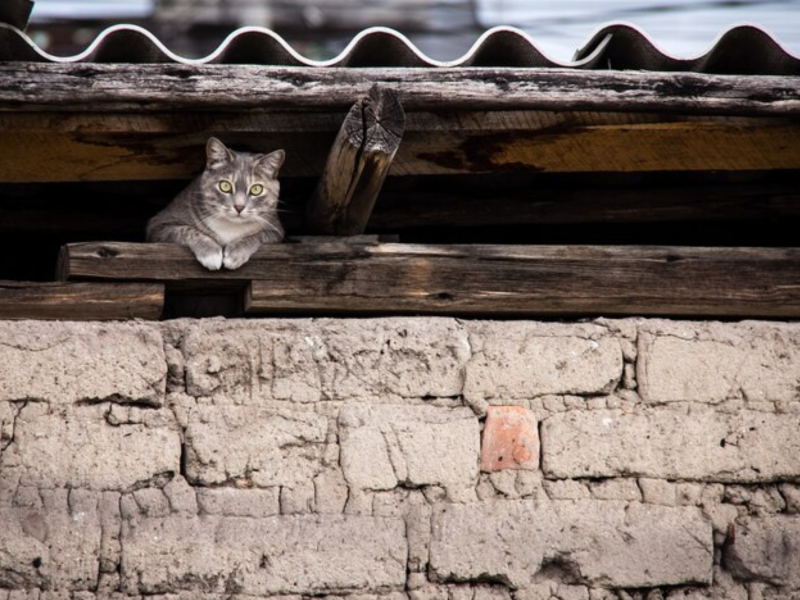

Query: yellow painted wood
[0,111,797,182]
[400,121,800,175]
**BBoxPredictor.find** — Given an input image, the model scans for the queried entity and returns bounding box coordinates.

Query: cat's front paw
[195,246,223,271]
[222,244,255,270]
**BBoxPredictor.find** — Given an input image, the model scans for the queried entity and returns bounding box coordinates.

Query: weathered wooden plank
[0,110,341,181]
[0,110,797,182]
[1,65,799,116]
[401,121,800,175]
[0,281,164,320]
[306,84,405,234]
[58,242,800,318]
[245,245,800,318]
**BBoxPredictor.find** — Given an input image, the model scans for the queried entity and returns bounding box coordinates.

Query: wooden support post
[0,0,33,29]
[0,281,164,320]
[305,84,405,235]
[58,242,800,319]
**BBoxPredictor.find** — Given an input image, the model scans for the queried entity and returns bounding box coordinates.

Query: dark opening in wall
[1,169,798,282]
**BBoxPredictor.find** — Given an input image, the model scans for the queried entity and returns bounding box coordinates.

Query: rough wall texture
[1,317,800,600]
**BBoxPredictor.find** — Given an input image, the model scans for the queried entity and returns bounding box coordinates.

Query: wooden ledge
[59,241,800,318]
[0,280,164,320]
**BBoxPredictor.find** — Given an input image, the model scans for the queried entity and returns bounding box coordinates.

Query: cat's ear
[254,149,286,178]
[206,137,234,170]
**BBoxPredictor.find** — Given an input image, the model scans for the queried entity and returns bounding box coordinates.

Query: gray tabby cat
[146,137,285,270]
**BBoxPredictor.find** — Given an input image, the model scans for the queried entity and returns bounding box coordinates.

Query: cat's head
[197,137,285,225]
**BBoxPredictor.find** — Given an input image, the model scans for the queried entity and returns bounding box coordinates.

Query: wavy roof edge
[1,22,799,74]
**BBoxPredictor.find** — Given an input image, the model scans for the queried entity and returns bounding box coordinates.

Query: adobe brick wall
[1,317,799,599]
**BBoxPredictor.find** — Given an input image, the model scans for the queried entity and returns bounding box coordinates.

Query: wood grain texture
[0,280,164,320]
[1,65,799,115]
[306,84,405,234]
[401,120,800,175]
[57,242,800,318]
[244,245,800,317]
[0,110,797,182]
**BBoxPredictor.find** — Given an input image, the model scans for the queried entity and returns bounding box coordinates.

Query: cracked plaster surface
[2,318,800,599]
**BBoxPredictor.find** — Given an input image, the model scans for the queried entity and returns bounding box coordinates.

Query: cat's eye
[249,184,264,196]
[218,181,233,193]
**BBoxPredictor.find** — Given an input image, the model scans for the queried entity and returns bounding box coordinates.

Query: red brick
[480,406,539,472]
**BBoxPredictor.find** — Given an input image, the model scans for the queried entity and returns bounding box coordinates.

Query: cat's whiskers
[197,212,226,232]
[251,214,283,235]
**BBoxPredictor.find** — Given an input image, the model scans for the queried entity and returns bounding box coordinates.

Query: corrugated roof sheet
[1,22,799,74]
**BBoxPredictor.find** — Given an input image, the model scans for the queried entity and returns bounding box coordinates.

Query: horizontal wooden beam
[0,110,797,182]
[399,120,800,175]
[0,281,164,320]
[58,242,800,318]
[1,65,799,116]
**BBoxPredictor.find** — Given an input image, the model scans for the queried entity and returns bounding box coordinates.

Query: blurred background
[24,0,800,62]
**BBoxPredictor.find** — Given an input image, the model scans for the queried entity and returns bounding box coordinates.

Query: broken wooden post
[305,83,405,235]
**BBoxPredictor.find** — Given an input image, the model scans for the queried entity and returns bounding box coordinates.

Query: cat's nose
[234,205,245,214]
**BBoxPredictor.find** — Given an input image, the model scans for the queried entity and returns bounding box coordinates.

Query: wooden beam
[245,245,800,318]
[400,120,800,175]
[1,65,799,116]
[0,111,340,181]
[0,281,164,320]
[58,242,800,318]
[306,84,405,235]
[0,110,798,182]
